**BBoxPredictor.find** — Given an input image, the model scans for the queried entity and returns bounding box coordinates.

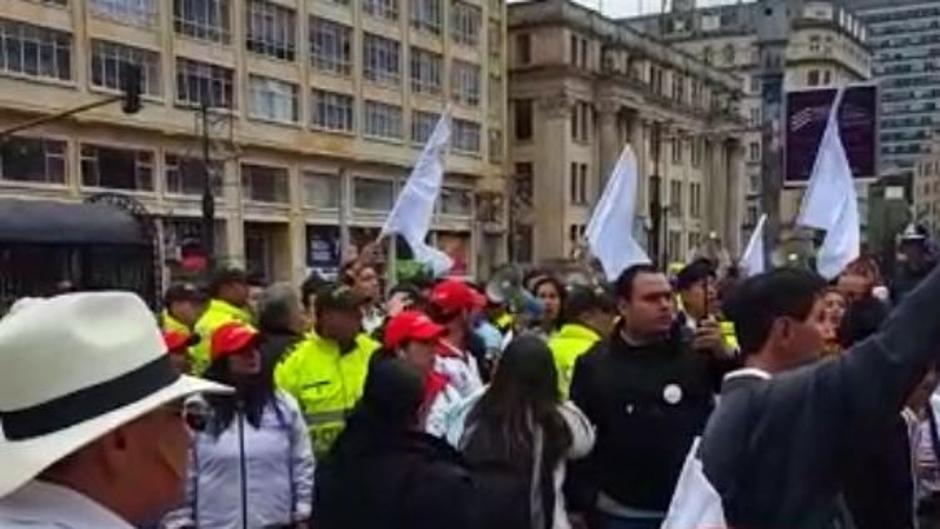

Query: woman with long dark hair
[532,276,566,337]
[163,322,314,529]
[443,335,595,529]
[314,358,476,529]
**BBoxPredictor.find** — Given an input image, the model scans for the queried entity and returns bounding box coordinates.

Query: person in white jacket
[379,310,463,436]
[442,335,595,529]
[163,322,314,529]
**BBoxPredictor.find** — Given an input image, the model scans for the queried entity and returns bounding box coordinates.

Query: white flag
[741,214,767,277]
[796,89,860,280]
[661,438,727,529]
[586,145,651,281]
[381,109,454,276]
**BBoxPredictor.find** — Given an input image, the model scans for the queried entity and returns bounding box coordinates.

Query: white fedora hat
[0,291,231,498]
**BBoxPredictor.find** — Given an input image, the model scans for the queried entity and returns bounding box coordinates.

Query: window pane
[309,17,351,76]
[80,143,154,191]
[0,136,67,184]
[310,89,354,132]
[90,40,161,96]
[245,0,296,61]
[354,177,393,210]
[303,171,340,208]
[90,0,158,27]
[363,33,400,86]
[241,163,288,203]
[248,75,298,122]
[363,100,403,140]
[0,19,72,81]
[175,57,234,108]
[174,0,231,44]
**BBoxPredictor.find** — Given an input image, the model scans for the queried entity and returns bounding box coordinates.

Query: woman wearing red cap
[381,310,462,437]
[163,322,315,529]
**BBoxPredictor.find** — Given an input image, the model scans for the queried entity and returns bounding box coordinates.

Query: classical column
[536,90,574,261]
[706,135,727,241]
[724,138,745,256]
[597,99,620,191]
[630,113,648,215]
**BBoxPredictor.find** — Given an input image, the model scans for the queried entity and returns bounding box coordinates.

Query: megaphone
[485,265,543,319]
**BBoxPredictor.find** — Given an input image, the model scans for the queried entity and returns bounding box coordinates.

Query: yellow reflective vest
[192,299,254,374]
[161,311,191,335]
[275,331,379,458]
[548,323,601,400]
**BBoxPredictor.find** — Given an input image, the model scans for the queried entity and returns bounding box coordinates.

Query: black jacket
[569,323,728,513]
[697,264,940,529]
[843,413,915,529]
[314,425,476,529]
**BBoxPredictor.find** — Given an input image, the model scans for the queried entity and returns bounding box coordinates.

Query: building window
[0,19,71,82]
[514,99,532,141]
[246,0,296,61]
[165,153,222,196]
[363,33,400,86]
[489,73,502,114]
[89,0,158,27]
[354,177,394,210]
[723,43,735,64]
[80,144,153,191]
[241,163,288,204]
[571,101,592,143]
[688,231,700,254]
[807,69,820,86]
[410,0,441,33]
[174,0,231,44]
[451,0,480,47]
[411,110,439,143]
[702,45,713,65]
[690,138,702,167]
[440,187,472,216]
[809,34,821,52]
[410,47,442,95]
[175,57,234,108]
[451,59,480,106]
[668,230,681,261]
[670,180,683,216]
[750,107,760,127]
[569,162,588,205]
[302,171,340,209]
[452,119,481,153]
[690,182,702,218]
[823,70,831,85]
[310,17,351,76]
[671,136,682,164]
[90,40,161,96]
[363,0,398,21]
[749,141,760,161]
[363,100,403,140]
[248,75,298,123]
[488,128,502,164]
[0,136,66,184]
[310,89,354,132]
[516,33,531,64]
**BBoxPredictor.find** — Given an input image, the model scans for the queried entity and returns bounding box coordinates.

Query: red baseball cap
[429,279,485,314]
[384,311,445,350]
[210,322,259,361]
[162,330,191,354]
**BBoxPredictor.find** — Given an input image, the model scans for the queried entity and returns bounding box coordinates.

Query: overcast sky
[507,0,747,18]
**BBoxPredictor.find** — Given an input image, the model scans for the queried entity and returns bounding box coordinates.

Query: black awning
[0,198,147,245]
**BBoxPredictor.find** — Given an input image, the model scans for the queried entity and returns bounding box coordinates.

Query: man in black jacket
[569,264,730,529]
[695,266,940,529]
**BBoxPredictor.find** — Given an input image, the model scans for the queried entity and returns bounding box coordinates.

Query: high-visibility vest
[275,331,379,458]
[161,311,190,335]
[548,323,601,400]
[192,299,254,374]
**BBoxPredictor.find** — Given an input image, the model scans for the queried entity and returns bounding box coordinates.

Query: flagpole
[386,234,397,294]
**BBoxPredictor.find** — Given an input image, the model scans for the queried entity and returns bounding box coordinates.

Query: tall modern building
[852,0,940,179]
[507,0,745,266]
[0,0,507,285]
[626,0,871,243]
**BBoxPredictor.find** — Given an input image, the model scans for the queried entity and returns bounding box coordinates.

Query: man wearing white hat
[0,292,231,528]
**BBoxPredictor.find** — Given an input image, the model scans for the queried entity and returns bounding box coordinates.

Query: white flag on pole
[741,214,767,277]
[381,109,453,276]
[660,438,728,529]
[796,89,860,280]
[586,145,650,281]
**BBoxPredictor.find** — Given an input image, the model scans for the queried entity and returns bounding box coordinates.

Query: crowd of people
[1,227,940,529]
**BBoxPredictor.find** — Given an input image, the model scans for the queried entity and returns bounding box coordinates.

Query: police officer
[275,283,380,458]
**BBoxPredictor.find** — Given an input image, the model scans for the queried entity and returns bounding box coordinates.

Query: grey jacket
[698,265,940,529]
